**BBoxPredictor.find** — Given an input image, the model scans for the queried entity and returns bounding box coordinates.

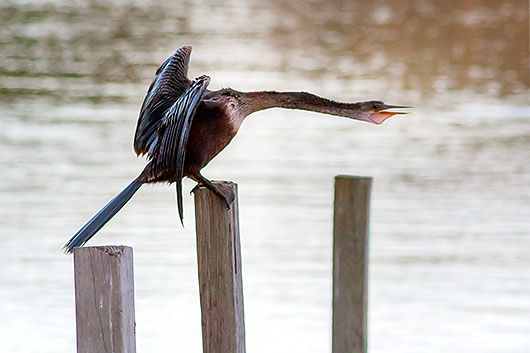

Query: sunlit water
[1,1,529,352]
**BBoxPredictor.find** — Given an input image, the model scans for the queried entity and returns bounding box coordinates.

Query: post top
[73,245,133,256]
[193,180,237,188]
[335,175,373,181]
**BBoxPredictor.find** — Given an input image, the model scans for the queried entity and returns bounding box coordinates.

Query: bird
[64,45,409,253]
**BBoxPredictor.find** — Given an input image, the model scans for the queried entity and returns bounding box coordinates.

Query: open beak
[368,105,410,125]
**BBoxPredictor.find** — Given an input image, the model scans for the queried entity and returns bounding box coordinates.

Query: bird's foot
[218,186,235,209]
[191,182,235,209]
[190,184,202,195]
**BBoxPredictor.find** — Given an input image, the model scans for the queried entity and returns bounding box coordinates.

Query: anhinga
[64,46,409,253]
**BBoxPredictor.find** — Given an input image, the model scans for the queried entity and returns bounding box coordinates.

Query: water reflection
[1,0,527,103]
[0,1,529,353]
[267,0,529,97]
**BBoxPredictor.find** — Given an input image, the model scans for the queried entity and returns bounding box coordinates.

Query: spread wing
[134,46,193,156]
[153,75,211,223]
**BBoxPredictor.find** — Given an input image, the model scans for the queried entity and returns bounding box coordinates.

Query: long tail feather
[176,179,184,226]
[63,178,143,253]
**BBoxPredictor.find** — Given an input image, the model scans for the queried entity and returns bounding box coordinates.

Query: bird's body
[64,46,409,253]
[183,94,241,178]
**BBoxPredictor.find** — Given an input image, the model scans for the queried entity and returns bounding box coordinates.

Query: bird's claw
[191,182,235,209]
[190,184,202,195]
[222,191,235,209]
[214,184,235,209]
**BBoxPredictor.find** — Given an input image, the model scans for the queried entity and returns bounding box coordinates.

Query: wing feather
[134,46,193,156]
[154,75,211,223]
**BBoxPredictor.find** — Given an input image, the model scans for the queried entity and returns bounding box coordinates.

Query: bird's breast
[184,103,243,175]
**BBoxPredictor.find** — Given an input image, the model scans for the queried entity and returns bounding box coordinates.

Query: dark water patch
[0,69,87,78]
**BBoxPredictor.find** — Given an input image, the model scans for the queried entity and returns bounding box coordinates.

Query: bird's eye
[372,104,378,110]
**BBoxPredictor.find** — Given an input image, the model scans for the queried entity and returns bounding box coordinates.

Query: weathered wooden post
[332,175,372,353]
[193,181,246,353]
[73,246,136,353]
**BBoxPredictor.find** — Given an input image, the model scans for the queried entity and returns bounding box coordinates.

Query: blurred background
[0,0,529,352]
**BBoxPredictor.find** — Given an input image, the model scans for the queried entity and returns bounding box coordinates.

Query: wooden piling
[193,181,246,353]
[73,246,136,353]
[332,175,372,353]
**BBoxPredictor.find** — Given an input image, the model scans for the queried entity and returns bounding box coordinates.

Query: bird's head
[356,101,410,124]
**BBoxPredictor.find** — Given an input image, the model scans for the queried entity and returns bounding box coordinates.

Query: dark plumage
[64,45,409,253]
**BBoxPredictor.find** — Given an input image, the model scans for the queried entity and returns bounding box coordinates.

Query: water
[1,1,529,352]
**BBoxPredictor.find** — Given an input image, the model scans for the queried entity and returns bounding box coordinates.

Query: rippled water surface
[1,1,529,352]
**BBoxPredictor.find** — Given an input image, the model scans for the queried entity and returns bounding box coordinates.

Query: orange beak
[368,105,410,125]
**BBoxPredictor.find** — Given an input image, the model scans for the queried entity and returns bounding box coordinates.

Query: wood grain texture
[194,181,246,353]
[332,175,372,353]
[73,246,136,353]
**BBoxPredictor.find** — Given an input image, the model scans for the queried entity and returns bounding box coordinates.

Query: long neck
[238,91,364,119]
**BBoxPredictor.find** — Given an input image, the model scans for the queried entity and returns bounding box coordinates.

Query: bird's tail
[63,178,143,253]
